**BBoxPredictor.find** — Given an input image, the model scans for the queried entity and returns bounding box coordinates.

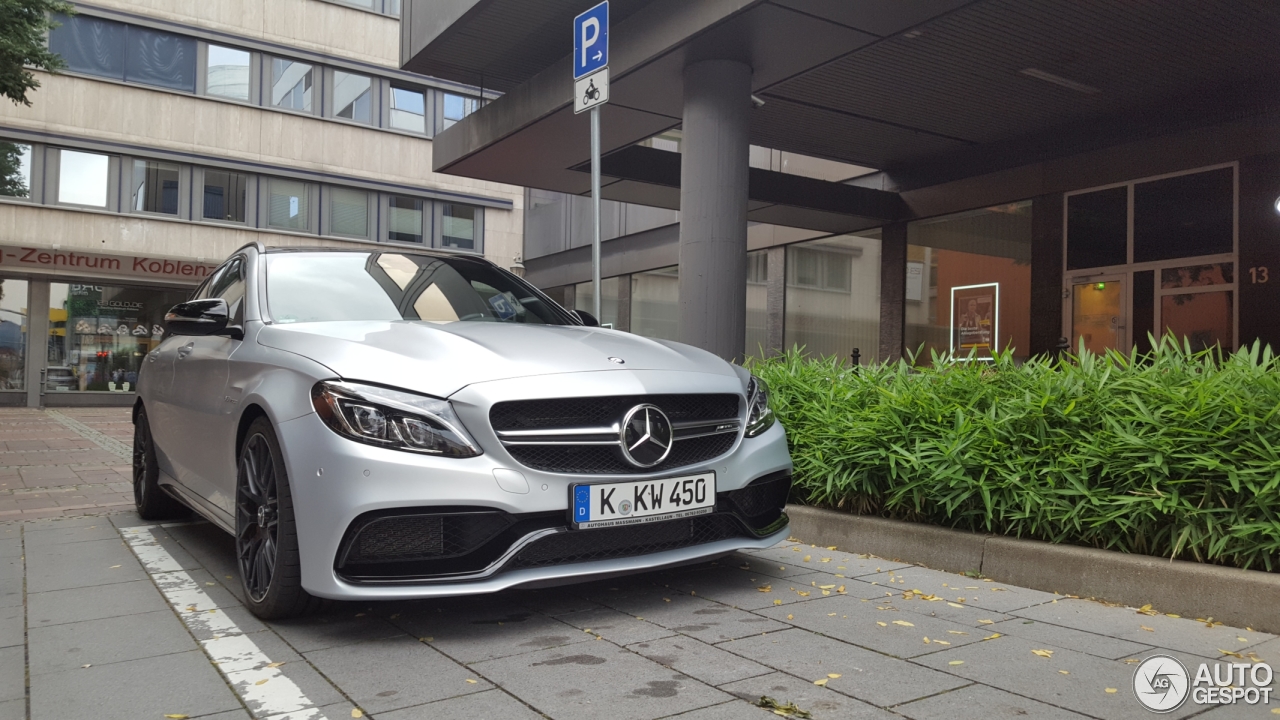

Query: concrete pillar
[878,222,908,362]
[26,281,50,408]
[765,246,786,356]
[1029,193,1065,357]
[678,59,752,362]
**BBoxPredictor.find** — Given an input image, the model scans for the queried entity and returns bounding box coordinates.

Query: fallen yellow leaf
[813,678,828,686]
[1122,658,1140,664]
[948,631,969,635]
[820,558,832,563]
[163,716,189,719]
[818,584,836,590]
[773,599,783,606]
[978,619,995,625]
[266,662,285,668]
[352,709,364,718]
[803,555,811,562]
[787,614,794,620]
[1031,649,1054,658]
[826,546,837,550]
[757,585,772,593]
[109,565,121,569]
[983,633,1002,641]
[947,602,965,609]
[1105,688,1118,694]
[827,673,841,679]
[254,679,269,686]
[1219,649,1245,659]
[465,679,478,684]
[1166,614,1180,618]
[893,620,915,627]
[1140,626,1154,632]
[797,591,810,597]
[923,637,931,644]
[876,622,887,627]
[1059,670,1069,675]
[949,660,964,666]
[935,640,951,646]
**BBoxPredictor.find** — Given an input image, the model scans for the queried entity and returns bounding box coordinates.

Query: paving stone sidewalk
[1,407,1277,720]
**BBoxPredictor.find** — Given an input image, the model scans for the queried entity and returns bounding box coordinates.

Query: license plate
[570,473,716,529]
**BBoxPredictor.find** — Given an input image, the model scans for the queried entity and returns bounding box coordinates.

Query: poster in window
[950,283,998,360]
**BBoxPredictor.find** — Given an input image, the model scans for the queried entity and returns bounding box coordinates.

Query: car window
[207,256,246,322]
[264,251,572,326]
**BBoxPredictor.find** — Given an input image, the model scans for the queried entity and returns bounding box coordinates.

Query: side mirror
[166,299,241,339]
[573,309,600,327]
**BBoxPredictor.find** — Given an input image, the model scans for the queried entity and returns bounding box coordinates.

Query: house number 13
[1249,266,1269,284]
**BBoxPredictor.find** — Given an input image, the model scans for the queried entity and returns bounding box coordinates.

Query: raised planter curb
[786,505,1280,634]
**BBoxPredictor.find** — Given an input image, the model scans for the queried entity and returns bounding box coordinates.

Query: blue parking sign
[573,1,609,79]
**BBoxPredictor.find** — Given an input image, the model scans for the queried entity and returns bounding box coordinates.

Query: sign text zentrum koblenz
[0,245,217,283]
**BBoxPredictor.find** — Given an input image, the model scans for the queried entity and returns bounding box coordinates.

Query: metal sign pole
[591,105,602,320]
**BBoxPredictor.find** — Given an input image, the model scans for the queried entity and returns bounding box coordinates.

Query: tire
[235,416,321,619]
[133,405,188,521]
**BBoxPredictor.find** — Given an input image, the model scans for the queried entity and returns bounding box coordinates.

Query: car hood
[256,320,738,397]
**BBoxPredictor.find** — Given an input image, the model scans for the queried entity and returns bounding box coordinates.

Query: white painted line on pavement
[120,524,329,720]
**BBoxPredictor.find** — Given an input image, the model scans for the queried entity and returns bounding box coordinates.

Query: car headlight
[311,381,481,458]
[745,375,775,438]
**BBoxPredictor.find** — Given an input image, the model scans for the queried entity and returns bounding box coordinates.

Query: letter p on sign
[573,1,609,79]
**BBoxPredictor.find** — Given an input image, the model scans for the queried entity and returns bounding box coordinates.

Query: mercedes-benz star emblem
[619,404,673,468]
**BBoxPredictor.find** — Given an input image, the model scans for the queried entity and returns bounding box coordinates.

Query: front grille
[492,394,741,474]
[490,394,739,431]
[508,513,747,569]
[506,432,736,474]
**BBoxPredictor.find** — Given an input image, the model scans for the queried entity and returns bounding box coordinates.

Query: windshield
[264,252,574,326]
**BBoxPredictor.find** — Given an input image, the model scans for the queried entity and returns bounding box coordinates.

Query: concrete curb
[786,505,1280,634]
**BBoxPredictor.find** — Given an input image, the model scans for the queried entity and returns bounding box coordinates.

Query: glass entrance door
[1070,276,1126,354]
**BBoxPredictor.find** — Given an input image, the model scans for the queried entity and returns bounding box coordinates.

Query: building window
[387,195,424,244]
[438,92,479,131]
[333,71,373,124]
[1,142,32,199]
[438,204,478,250]
[573,277,620,328]
[788,246,852,292]
[631,267,680,341]
[124,26,197,92]
[389,86,426,133]
[201,170,249,223]
[57,150,110,208]
[49,14,126,81]
[786,232,881,363]
[48,283,188,392]
[329,187,369,238]
[206,44,251,101]
[1134,168,1233,263]
[270,58,314,112]
[906,203,1031,362]
[130,160,180,215]
[0,279,28,391]
[267,178,311,231]
[1066,186,1127,270]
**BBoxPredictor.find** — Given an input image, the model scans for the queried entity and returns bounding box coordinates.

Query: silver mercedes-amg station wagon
[133,243,793,618]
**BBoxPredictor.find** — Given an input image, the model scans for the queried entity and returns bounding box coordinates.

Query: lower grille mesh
[508,513,746,569]
[342,512,511,565]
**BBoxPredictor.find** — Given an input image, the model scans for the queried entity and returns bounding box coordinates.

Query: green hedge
[749,338,1280,571]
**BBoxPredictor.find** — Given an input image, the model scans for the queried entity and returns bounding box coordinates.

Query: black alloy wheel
[233,416,320,619]
[132,405,187,520]
[236,432,279,603]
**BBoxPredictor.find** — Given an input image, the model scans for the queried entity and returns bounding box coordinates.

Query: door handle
[177,342,194,359]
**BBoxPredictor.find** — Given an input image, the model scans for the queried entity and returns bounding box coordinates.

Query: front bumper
[276,405,792,600]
